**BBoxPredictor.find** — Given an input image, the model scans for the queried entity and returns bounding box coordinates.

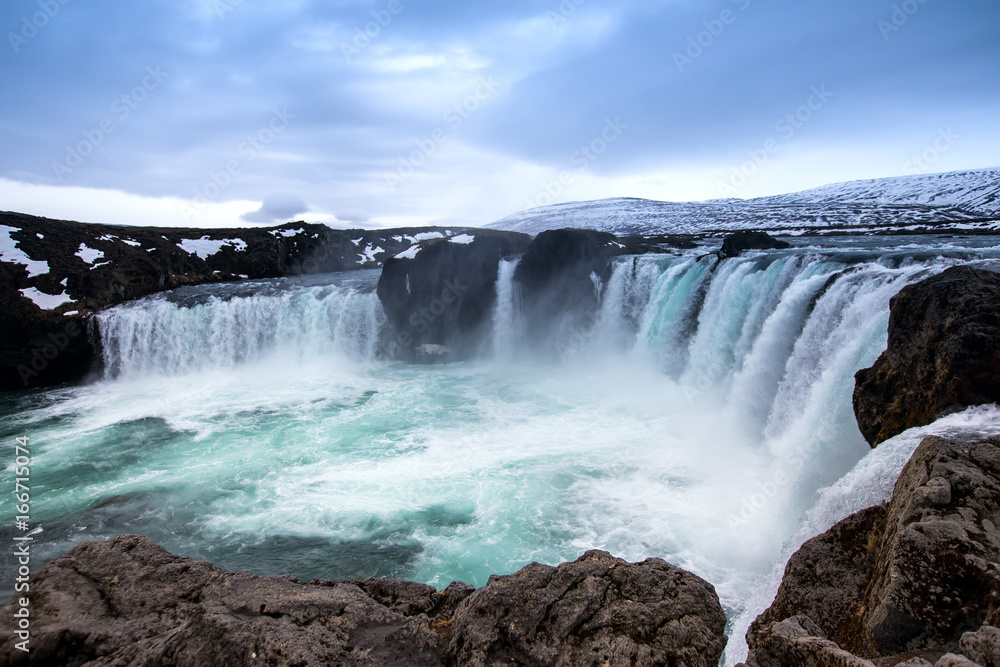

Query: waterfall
[491,258,521,358]
[97,282,386,378]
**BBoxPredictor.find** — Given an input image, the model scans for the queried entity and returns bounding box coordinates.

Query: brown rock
[447,549,727,667]
[744,436,1000,666]
[0,538,728,666]
[853,266,1000,446]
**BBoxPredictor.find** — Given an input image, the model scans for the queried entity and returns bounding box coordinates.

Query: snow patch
[178,237,246,259]
[271,228,304,238]
[449,234,475,245]
[122,239,142,247]
[396,245,422,260]
[361,245,384,263]
[414,232,445,242]
[76,244,105,264]
[0,225,49,277]
[20,287,72,310]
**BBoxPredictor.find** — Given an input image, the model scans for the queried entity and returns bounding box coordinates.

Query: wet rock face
[854,266,1000,446]
[447,549,728,667]
[376,231,531,361]
[743,435,1000,667]
[0,539,727,667]
[513,228,623,350]
[717,231,790,259]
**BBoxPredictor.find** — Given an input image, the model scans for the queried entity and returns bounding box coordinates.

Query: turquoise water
[4,236,1000,664]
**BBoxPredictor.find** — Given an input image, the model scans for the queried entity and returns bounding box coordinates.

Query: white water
[6,238,1000,665]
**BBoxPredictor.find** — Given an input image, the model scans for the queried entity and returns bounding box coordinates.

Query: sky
[0,0,998,229]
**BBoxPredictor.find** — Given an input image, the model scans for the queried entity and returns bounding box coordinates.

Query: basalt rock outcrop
[0,212,474,390]
[0,536,727,667]
[449,549,727,666]
[741,434,1000,666]
[854,266,1000,446]
[376,231,531,361]
[717,231,790,260]
[513,228,624,349]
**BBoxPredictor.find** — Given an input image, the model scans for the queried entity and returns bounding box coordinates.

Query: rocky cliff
[0,536,727,667]
[741,434,1000,666]
[0,212,477,390]
[854,266,1000,446]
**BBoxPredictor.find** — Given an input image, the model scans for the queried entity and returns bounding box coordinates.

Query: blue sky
[0,0,997,228]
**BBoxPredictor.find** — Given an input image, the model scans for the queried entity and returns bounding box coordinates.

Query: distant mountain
[487,168,1000,237]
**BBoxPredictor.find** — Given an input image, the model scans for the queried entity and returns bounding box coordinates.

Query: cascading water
[97,277,386,378]
[6,238,1000,665]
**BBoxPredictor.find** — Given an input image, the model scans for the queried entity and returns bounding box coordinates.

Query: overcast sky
[1,0,998,228]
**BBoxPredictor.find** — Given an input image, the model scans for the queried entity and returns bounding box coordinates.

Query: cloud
[241,194,310,224]
[0,0,998,227]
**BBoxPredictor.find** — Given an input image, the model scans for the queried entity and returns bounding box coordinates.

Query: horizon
[2,1,999,229]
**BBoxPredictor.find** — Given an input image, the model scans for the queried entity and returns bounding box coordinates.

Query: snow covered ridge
[487,168,1000,236]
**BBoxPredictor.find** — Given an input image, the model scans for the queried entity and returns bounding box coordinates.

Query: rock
[743,615,876,667]
[744,436,1000,666]
[717,231,790,259]
[447,549,727,667]
[513,228,623,350]
[376,230,531,361]
[960,625,1000,667]
[0,534,463,666]
[0,538,726,666]
[0,212,479,390]
[747,505,889,650]
[853,266,1000,446]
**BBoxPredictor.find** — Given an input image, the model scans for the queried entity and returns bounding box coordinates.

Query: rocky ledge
[0,212,507,390]
[854,266,1000,446]
[0,537,726,667]
[740,434,1000,666]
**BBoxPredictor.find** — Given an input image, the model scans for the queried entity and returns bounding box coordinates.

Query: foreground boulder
[376,231,530,361]
[717,231,790,259]
[0,537,726,666]
[742,435,1000,666]
[854,266,1000,446]
[449,549,727,666]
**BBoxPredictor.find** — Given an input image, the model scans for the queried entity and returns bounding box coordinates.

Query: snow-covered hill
[487,168,1000,237]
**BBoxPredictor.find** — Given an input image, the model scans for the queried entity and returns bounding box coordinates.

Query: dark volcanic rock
[0,212,474,390]
[0,538,728,667]
[0,534,461,666]
[717,231,790,259]
[743,435,1000,666]
[376,230,530,361]
[854,266,1000,446]
[448,549,727,667]
[747,505,889,651]
[513,228,624,350]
